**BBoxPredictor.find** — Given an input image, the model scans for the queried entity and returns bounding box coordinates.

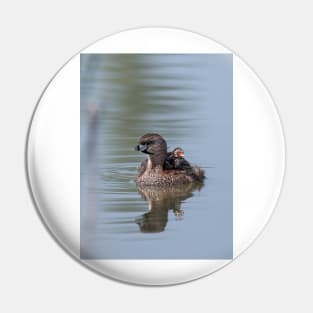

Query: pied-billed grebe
[165,147,192,170]
[135,133,205,186]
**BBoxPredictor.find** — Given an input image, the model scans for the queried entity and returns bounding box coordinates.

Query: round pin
[26,27,285,286]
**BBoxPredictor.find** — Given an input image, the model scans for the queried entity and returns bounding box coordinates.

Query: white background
[0,1,312,312]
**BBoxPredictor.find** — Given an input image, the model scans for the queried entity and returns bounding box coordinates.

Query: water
[80,54,233,259]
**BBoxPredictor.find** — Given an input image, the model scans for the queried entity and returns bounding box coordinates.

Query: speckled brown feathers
[135,133,205,186]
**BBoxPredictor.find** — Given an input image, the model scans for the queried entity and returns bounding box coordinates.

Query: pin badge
[26,28,285,285]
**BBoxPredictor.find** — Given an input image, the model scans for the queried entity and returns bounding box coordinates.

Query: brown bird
[135,133,205,186]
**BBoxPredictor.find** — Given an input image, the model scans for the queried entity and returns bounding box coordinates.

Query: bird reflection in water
[135,182,203,233]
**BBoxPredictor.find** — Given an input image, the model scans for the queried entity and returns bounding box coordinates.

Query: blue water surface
[80,54,233,259]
